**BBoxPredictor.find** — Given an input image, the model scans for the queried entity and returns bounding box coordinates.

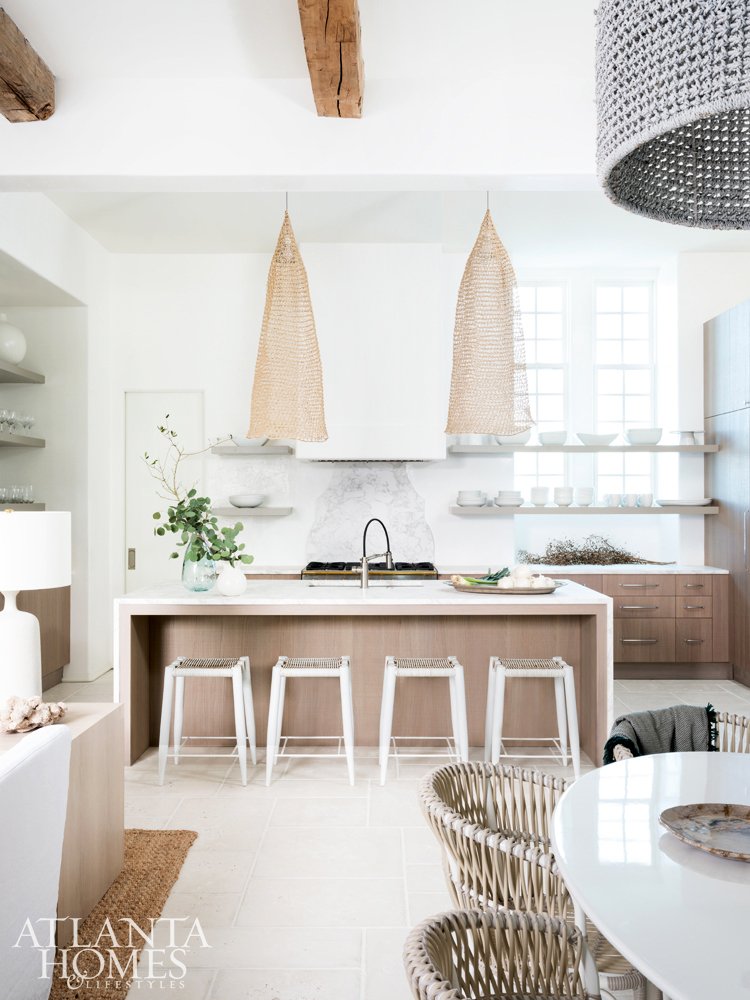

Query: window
[514,284,567,493]
[594,283,654,496]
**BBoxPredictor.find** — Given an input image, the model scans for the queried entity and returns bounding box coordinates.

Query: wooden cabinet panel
[704,304,750,418]
[615,619,675,662]
[601,574,676,597]
[712,575,730,663]
[675,575,713,596]
[676,596,713,619]
[557,575,603,593]
[676,619,713,662]
[613,596,675,618]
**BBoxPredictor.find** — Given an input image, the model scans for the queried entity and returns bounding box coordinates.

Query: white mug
[530,487,549,506]
[637,493,653,507]
[604,493,622,507]
[622,493,638,507]
[554,487,573,506]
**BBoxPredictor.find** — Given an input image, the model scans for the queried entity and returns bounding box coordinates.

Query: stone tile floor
[51,672,750,1000]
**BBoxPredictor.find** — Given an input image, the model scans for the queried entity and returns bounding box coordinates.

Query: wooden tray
[447,581,563,596]
[660,803,750,861]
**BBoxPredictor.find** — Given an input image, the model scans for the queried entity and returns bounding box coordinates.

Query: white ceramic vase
[0,314,26,365]
[216,563,247,597]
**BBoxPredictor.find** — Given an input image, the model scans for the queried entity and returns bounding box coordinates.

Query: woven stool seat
[279,657,345,672]
[392,657,459,675]
[173,657,243,672]
[497,657,566,676]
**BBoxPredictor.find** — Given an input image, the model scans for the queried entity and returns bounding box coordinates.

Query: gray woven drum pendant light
[248,208,328,442]
[445,208,533,436]
[597,0,750,228]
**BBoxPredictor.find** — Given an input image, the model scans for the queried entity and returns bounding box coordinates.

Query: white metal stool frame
[484,655,581,779]
[265,656,355,786]
[158,656,257,787]
[379,656,469,785]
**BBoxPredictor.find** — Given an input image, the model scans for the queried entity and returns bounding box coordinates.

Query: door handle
[620,583,659,588]
[127,547,136,570]
[745,512,750,573]
[621,638,658,644]
[684,583,704,589]
[620,605,659,610]
[683,605,705,610]
[684,638,705,644]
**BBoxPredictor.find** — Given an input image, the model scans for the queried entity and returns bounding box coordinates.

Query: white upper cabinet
[296,244,447,460]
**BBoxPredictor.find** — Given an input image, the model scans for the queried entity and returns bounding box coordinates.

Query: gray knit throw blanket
[603,704,717,765]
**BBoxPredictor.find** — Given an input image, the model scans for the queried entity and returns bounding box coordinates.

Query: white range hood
[295,243,447,462]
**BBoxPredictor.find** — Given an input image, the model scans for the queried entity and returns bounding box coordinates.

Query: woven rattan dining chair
[610,711,750,760]
[404,908,601,999]
[419,762,650,1000]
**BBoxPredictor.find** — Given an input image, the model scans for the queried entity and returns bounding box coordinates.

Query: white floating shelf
[0,431,45,448]
[211,445,293,456]
[0,359,45,384]
[0,503,46,511]
[212,507,293,517]
[450,504,720,516]
[448,444,718,455]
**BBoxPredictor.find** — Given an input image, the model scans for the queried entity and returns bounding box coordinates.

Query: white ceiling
[45,190,750,262]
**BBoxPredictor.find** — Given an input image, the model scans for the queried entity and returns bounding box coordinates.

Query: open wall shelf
[0,503,46,511]
[448,444,718,455]
[0,359,45,384]
[212,507,293,517]
[211,445,293,456]
[0,432,45,448]
[450,504,720,516]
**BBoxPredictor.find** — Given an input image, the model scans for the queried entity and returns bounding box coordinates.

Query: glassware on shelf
[0,410,8,433]
[6,411,18,434]
[0,487,7,503]
[23,485,33,504]
[10,486,23,504]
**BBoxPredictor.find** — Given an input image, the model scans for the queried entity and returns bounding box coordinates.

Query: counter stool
[379,656,469,785]
[265,656,355,786]
[484,656,580,779]
[158,656,257,786]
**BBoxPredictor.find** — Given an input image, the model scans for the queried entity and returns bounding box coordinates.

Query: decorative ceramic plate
[655,498,713,507]
[448,581,563,596]
[659,803,750,861]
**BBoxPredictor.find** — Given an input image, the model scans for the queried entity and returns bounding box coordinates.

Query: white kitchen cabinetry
[296,244,446,461]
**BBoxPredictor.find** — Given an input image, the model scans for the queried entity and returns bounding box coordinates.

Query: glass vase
[181,535,217,593]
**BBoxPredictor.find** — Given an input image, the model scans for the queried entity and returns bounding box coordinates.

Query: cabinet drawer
[559,574,603,594]
[615,619,675,662]
[602,574,676,597]
[676,575,713,597]
[675,619,713,662]
[676,596,713,619]
[613,596,675,618]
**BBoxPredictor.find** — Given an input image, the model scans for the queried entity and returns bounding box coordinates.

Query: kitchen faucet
[360,518,395,589]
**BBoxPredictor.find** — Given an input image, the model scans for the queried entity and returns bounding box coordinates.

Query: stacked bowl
[457,490,486,507]
[494,490,524,508]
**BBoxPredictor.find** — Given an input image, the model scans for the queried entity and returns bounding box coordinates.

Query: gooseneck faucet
[360,518,395,589]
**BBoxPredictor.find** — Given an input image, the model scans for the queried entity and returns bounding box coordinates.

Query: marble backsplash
[306,463,435,563]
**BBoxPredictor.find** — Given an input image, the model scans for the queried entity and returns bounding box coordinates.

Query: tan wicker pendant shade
[248,211,328,442]
[445,210,533,436]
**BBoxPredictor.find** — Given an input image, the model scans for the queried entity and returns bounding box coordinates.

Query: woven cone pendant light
[597,0,750,228]
[445,210,533,436]
[248,211,328,442]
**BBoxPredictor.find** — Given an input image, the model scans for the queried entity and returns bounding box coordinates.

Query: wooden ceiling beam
[0,9,54,122]
[297,0,364,118]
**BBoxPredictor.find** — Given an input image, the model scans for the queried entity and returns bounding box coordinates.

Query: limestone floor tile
[720,681,750,699]
[270,796,368,827]
[405,864,445,892]
[368,784,425,826]
[167,926,362,969]
[44,681,86,702]
[166,797,273,851]
[69,682,115,702]
[407,890,453,925]
[176,850,257,894]
[402,826,441,865]
[129,966,215,1000]
[236,876,407,928]
[220,775,368,799]
[125,793,184,829]
[161,890,243,926]
[125,767,230,798]
[364,927,412,1000]
[253,826,403,879]
[209,968,361,1000]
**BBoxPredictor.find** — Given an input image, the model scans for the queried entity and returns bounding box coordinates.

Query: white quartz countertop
[116,578,610,610]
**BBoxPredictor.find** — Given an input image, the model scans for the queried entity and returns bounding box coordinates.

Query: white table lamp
[0,511,71,700]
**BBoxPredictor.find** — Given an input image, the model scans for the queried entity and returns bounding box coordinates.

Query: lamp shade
[0,511,71,591]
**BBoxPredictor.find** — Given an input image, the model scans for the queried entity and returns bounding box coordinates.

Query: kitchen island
[115,580,612,765]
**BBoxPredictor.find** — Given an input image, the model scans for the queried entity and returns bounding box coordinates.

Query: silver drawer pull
[684,583,704,589]
[683,605,705,610]
[621,638,658,644]
[684,638,705,644]
[620,583,660,588]
[620,605,659,610]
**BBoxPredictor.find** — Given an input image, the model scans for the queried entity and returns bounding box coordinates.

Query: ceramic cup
[554,487,573,507]
[530,487,549,506]
[604,493,622,507]
[637,493,653,507]
[574,487,594,506]
[622,493,638,507]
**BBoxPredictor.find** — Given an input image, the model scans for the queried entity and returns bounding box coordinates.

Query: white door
[124,391,205,592]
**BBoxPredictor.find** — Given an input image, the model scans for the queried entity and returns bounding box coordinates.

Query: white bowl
[457,499,486,507]
[229,494,265,508]
[243,437,269,447]
[577,432,618,446]
[624,428,663,446]
[538,431,567,446]
[495,430,532,445]
[454,434,496,445]
[494,498,524,507]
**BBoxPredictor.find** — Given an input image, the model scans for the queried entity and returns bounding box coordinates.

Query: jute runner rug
[49,828,198,999]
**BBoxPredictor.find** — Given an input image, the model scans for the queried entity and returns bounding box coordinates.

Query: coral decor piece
[445,210,533,436]
[0,695,67,733]
[248,211,328,442]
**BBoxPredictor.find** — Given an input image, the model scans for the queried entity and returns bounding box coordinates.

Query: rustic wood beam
[297,0,364,118]
[0,8,54,122]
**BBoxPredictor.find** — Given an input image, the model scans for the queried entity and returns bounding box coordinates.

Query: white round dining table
[551,752,750,1000]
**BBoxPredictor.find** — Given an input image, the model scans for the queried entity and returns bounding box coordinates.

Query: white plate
[656,498,713,507]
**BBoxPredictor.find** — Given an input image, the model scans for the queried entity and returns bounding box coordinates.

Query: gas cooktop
[302,561,438,579]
